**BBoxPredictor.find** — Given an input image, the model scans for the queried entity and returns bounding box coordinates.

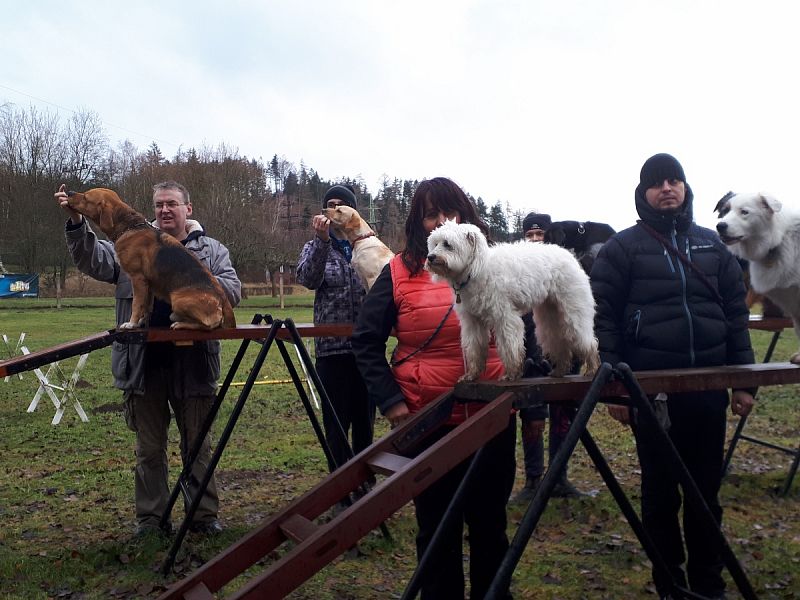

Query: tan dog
[66,188,236,330]
[324,205,395,290]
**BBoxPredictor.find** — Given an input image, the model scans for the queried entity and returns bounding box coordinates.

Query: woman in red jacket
[352,177,516,599]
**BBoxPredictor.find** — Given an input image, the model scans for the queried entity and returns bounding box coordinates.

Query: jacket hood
[635,182,694,233]
[149,218,206,237]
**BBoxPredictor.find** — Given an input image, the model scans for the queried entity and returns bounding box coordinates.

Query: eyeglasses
[326,200,344,209]
[154,201,186,210]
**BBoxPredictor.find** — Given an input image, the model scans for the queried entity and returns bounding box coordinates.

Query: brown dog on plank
[65,187,236,330]
[323,204,395,291]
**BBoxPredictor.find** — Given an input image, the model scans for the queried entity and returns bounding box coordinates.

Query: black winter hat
[639,153,686,190]
[323,184,357,209]
[522,212,551,232]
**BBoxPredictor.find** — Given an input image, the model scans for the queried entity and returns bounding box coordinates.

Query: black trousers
[315,353,374,471]
[413,415,517,600]
[633,390,728,598]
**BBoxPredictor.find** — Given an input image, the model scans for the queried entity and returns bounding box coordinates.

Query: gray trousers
[123,368,219,528]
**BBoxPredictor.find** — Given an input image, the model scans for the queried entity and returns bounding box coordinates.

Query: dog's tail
[581,337,601,376]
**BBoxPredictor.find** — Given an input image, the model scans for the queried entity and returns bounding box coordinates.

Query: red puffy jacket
[389,255,504,424]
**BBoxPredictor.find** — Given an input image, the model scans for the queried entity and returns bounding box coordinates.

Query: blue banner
[0,273,40,298]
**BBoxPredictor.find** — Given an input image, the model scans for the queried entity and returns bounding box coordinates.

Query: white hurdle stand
[2,333,26,382]
[24,347,90,425]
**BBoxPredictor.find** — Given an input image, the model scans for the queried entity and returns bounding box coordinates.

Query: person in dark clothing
[296,184,374,474]
[512,212,584,503]
[590,153,756,600]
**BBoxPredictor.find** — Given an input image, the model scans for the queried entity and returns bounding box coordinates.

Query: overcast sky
[3,0,799,231]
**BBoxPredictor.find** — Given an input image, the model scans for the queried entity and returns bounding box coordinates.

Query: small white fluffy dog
[324,204,395,291]
[425,220,600,380]
[715,191,800,363]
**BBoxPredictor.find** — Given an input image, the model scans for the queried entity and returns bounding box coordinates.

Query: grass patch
[0,299,798,598]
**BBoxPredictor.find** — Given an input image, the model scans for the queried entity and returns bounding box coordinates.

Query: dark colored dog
[544,220,615,274]
[65,188,236,330]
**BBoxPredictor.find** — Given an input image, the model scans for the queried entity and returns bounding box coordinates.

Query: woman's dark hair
[402,177,491,274]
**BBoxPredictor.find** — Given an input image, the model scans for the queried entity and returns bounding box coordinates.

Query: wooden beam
[0,330,118,378]
[141,323,353,343]
[454,362,800,406]
[0,323,353,377]
[747,315,793,332]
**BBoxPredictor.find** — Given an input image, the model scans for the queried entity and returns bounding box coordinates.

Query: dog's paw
[458,372,479,383]
[790,352,800,365]
[119,321,138,330]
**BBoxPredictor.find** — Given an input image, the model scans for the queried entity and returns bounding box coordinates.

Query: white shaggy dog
[425,220,600,380]
[715,191,800,363]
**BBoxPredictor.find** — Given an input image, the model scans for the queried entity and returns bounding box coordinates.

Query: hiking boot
[189,519,223,536]
[510,476,541,504]
[551,477,585,498]
[134,521,172,538]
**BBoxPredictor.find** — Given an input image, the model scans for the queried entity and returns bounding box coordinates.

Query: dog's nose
[716,222,727,233]
[427,254,437,262]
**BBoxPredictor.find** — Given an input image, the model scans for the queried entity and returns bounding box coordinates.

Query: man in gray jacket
[55,181,241,537]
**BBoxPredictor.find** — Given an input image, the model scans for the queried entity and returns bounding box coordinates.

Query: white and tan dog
[715,191,800,363]
[425,220,600,380]
[324,204,395,291]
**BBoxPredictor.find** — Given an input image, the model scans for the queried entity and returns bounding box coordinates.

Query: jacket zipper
[670,224,695,366]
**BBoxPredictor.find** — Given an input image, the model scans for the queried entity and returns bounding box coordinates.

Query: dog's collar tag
[452,275,471,304]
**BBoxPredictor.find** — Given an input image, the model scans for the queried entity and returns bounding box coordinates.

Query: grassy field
[0,296,798,599]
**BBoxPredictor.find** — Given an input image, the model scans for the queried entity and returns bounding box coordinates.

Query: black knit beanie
[323,184,357,209]
[639,153,686,190]
[522,212,551,232]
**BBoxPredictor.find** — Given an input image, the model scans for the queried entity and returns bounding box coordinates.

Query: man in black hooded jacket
[590,153,755,599]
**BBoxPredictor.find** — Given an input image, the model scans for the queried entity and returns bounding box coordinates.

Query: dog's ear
[545,226,566,247]
[98,198,115,233]
[713,191,735,214]
[758,193,782,214]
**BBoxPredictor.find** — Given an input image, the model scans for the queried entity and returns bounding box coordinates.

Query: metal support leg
[487,364,613,599]
[401,447,487,600]
[277,319,351,472]
[722,329,782,476]
[161,316,284,574]
[159,314,267,534]
[616,363,758,600]
[281,319,389,538]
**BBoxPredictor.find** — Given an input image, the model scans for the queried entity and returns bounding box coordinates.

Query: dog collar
[765,245,781,266]
[452,275,471,304]
[113,221,152,242]
[352,232,376,245]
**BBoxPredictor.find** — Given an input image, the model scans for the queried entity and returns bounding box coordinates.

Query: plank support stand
[24,347,89,425]
[723,325,800,495]
[2,332,26,382]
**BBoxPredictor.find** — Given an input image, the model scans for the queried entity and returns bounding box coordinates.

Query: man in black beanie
[522,212,551,242]
[297,184,373,489]
[590,153,755,599]
[322,184,358,210]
